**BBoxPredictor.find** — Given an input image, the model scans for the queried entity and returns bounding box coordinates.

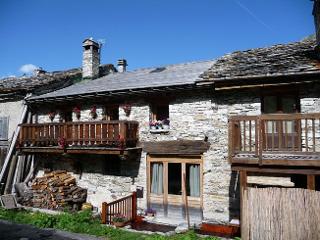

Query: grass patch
[0,207,221,240]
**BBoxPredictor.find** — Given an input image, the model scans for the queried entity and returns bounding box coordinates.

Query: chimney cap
[82,38,100,48]
[117,59,128,66]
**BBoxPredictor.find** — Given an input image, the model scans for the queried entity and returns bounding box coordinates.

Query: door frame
[146,154,203,212]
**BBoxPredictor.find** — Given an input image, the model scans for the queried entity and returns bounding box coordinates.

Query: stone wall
[33,83,320,225]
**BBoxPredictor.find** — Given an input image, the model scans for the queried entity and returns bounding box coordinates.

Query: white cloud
[19,64,38,75]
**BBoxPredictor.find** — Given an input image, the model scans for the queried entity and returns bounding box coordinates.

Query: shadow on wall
[35,153,141,178]
[228,171,240,221]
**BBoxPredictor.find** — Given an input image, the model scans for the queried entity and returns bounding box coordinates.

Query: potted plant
[149,121,157,130]
[162,118,170,130]
[121,103,132,116]
[90,105,97,119]
[145,208,156,217]
[112,214,127,227]
[48,111,56,122]
[73,106,81,120]
[58,137,67,149]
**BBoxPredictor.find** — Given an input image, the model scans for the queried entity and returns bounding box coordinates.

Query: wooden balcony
[229,113,320,167]
[18,120,139,155]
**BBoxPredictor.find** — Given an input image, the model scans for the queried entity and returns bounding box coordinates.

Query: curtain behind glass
[189,164,200,197]
[151,163,163,194]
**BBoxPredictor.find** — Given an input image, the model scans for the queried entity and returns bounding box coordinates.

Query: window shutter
[0,117,9,140]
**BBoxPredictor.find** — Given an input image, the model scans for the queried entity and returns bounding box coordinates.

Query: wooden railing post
[119,122,127,148]
[101,202,107,224]
[258,117,263,166]
[131,191,137,222]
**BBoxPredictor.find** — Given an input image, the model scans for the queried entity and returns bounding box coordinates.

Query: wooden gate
[242,187,320,240]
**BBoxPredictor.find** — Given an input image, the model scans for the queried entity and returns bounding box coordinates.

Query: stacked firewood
[24,170,87,210]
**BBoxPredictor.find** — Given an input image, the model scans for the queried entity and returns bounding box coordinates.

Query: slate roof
[28,60,215,101]
[0,64,115,101]
[200,39,320,84]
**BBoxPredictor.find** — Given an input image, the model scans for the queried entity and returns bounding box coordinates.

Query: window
[262,92,301,150]
[0,116,9,140]
[262,94,300,114]
[150,103,170,130]
[150,162,163,195]
[103,105,119,120]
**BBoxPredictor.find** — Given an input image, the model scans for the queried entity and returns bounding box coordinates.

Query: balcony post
[119,121,127,148]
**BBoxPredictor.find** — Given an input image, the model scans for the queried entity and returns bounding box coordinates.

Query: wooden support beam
[232,165,320,175]
[307,175,316,190]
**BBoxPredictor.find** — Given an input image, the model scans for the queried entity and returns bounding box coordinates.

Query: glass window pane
[186,164,200,197]
[281,97,297,113]
[263,96,277,113]
[168,163,181,195]
[151,163,163,195]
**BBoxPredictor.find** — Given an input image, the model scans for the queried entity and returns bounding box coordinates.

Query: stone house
[1,1,320,232]
[15,33,320,228]
[0,43,116,191]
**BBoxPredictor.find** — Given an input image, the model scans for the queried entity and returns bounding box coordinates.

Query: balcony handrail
[229,113,320,164]
[229,113,320,121]
[18,120,139,149]
[19,120,139,127]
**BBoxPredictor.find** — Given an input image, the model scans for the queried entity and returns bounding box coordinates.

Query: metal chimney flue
[117,59,127,73]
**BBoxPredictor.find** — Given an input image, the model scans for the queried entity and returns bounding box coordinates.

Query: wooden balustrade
[18,121,139,149]
[101,192,137,224]
[229,113,320,166]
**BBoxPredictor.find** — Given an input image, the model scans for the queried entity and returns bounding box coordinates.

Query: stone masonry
[34,83,320,225]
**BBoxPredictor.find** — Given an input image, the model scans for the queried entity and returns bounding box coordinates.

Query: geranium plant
[73,106,81,120]
[113,214,127,223]
[58,137,67,149]
[48,111,56,122]
[149,120,163,129]
[90,105,97,119]
[145,208,156,216]
[121,103,132,116]
[162,118,170,126]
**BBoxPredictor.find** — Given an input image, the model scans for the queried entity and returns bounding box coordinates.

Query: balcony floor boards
[18,146,142,155]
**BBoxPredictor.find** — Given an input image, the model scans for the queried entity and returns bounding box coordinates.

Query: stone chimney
[82,38,100,79]
[117,59,127,73]
[313,0,320,47]
[34,67,46,76]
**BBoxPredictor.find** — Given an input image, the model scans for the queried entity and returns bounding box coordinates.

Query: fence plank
[245,187,320,240]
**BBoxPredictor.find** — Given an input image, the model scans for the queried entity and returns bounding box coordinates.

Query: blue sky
[0,0,315,77]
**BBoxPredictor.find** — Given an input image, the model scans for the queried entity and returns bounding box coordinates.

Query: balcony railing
[229,113,320,166]
[18,120,139,149]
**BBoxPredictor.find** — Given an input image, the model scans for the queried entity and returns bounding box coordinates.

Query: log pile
[23,170,87,210]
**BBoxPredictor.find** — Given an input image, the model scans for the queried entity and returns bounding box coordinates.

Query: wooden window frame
[103,105,119,121]
[261,89,300,114]
[146,155,203,209]
[0,116,9,141]
[150,103,169,122]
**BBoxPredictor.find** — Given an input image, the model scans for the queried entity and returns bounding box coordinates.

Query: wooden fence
[242,187,320,240]
[101,192,137,225]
